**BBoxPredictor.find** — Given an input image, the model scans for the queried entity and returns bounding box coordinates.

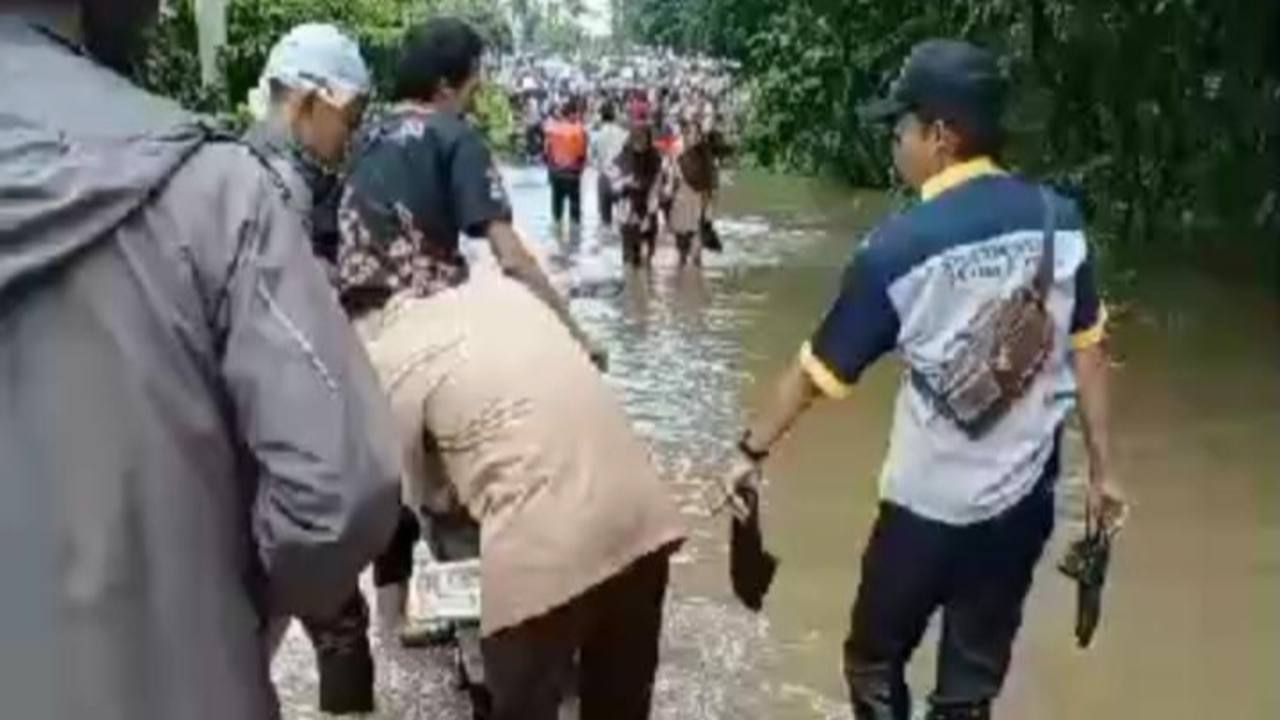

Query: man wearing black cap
[722,39,1126,719]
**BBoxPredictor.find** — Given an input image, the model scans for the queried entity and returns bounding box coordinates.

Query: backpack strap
[1034,187,1058,303]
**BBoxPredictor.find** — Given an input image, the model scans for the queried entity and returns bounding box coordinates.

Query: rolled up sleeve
[1070,247,1107,349]
[220,173,401,619]
[451,131,513,237]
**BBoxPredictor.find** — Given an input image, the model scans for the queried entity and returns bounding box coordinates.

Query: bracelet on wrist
[737,431,769,463]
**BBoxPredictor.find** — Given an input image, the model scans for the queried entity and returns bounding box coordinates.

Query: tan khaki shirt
[357,274,686,635]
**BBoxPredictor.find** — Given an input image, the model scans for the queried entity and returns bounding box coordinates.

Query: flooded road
[276,166,1280,719]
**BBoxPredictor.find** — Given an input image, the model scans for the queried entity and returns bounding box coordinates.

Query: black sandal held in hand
[730,483,778,612]
[1058,518,1113,648]
[700,217,723,253]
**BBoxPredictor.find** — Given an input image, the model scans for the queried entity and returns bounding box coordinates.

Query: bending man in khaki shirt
[354,273,686,720]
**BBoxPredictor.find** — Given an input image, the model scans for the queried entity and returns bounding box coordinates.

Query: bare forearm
[744,359,823,455]
[1073,344,1113,482]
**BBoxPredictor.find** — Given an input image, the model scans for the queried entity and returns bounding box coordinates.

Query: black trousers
[299,591,375,714]
[373,505,421,588]
[550,171,583,225]
[844,468,1056,720]
[621,225,656,267]
[597,173,614,226]
[302,507,420,714]
[481,550,671,720]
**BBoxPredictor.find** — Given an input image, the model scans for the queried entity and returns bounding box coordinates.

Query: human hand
[1086,475,1129,536]
[714,455,763,521]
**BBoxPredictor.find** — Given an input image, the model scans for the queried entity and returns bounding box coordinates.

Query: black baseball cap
[860,39,1006,132]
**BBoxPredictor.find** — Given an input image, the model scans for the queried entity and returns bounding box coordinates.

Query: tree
[140,0,519,147]
[618,0,1279,268]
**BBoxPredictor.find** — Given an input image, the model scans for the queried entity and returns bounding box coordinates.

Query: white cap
[248,24,371,119]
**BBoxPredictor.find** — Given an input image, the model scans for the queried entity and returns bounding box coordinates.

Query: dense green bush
[139,0,515,146]
[138,0,227,114]
[141,0,409,112]
[622,0,1279,272]
[218,0,406,109]
[472,81,517,154]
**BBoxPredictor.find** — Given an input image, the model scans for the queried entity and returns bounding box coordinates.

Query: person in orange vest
[543,98,589,230]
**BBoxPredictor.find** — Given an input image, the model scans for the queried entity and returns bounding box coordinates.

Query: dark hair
[393,17,485,102]
[916,108,1005,160]
[81,0,160,74]
[619,125,661,192]
[601,102,617,123]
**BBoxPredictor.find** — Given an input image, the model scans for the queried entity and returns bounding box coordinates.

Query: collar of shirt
[395,101,471,121]
[245,121,339,207]
[919,156,1004,202]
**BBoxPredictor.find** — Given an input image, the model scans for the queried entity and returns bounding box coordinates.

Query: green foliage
[623,0,1279,268]
[472,81,517,155]
[137,0,227,114]
[140,0,409,110]
[218,0,408,108]
[404,0,514,54]
[517,0,592,55]
[139,0,517,146]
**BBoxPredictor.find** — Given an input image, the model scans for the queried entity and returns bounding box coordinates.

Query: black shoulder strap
[1034,186,1057,302]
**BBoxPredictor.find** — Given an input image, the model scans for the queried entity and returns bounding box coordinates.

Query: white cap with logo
[248,23,371,120]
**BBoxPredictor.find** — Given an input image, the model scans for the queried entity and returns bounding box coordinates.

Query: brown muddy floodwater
[274,166,1280,719]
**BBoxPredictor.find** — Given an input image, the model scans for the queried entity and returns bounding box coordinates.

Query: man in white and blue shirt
[589,101,630,226]
[725,39,1126,720]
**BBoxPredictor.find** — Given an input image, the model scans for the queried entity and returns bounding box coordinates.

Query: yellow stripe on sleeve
[799,341,855,400]
[1071,304,1109,350]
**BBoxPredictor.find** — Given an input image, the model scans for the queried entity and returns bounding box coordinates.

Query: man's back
[807,165,1101,523]
[356,274,685,636]
[0,19,398,720]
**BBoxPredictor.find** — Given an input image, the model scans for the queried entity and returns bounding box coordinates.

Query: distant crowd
[492,51,738,267]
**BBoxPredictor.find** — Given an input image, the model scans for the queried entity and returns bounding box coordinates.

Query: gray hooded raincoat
[0,18,401,720]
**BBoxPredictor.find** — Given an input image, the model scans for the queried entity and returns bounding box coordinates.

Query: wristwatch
[737,430,769,464]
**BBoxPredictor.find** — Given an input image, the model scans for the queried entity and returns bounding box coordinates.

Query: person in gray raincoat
[241,24,384,716]
[243,24,369,274]
[0,3,402,720]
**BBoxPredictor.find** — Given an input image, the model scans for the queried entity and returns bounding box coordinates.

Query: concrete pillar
[193,0,228,87]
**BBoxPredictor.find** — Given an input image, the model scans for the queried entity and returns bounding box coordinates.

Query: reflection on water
[277,164,1280,720]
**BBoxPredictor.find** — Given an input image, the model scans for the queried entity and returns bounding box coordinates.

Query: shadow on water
[275,164,1280,719]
